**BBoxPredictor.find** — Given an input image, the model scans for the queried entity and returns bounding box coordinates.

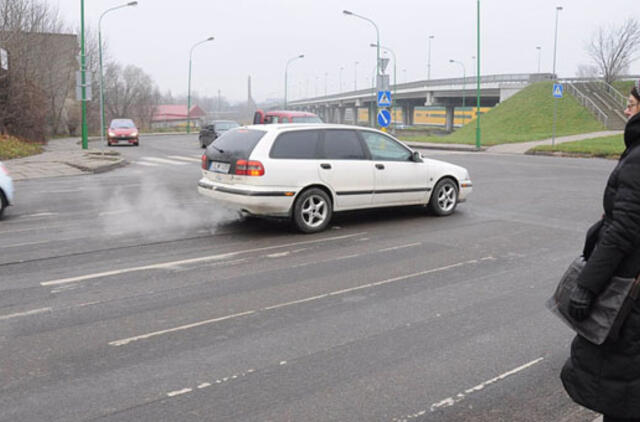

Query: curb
[64,158,129,174]
[525,150,619,160]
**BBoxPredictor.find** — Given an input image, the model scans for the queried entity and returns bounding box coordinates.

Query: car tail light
[201,154,209,170]
[235,160,264,176]
[0,163,8,176]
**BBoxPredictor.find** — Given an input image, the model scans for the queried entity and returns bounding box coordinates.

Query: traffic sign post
[553,83,563,98]
[377,109,391,128]
[377,90,391,107]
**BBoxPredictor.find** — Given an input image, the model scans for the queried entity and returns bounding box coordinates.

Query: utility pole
[80,0,87,150]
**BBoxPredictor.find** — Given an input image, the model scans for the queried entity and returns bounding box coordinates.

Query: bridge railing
[561,77,627,108]
[565,82,609,127]
[289,73,554,105]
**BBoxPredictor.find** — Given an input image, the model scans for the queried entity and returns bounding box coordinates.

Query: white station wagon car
[0,161,14,218]
[198,124,472,233]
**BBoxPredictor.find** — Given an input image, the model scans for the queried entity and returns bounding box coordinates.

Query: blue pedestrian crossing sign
[553,83,563,98]
[377,109,391,127]
[377,90,392,107]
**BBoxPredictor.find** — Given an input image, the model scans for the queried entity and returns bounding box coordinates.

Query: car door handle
[320,163,332,169]
[375,164,385,170]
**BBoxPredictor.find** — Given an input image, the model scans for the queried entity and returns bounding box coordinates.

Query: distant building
[151,104,206,129]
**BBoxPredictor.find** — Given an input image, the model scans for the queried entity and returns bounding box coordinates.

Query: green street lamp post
[80,0,87,149]
[551,6,563,147]
[187,36,214,134]
[476,0,481,148]
[284,54,304,109]
[449,59,466,126]
[99,1,138,146]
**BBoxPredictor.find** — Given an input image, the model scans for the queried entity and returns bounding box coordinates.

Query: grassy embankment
[0,135,43,160]
[399,81,604,146]
[530,81,634,158]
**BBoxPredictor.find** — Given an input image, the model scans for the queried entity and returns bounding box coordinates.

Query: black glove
[568,286,595,321]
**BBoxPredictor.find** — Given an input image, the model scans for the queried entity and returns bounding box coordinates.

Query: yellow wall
[357,106,491,127]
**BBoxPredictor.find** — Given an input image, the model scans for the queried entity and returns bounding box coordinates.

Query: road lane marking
[392,357,545,421]
[166,388,192,397]
[108,255,494,347]
[23,212,58,218]
[40,232,366,287]
[168,155,201,163]
[0,307,51,321]
[379,242,422,252]
[165,368,256,398]
[134,161,159,167]
[141,157,188,165]
[0,239,53,249]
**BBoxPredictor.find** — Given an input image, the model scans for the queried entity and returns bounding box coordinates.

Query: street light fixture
[449,59,467,126]
[98,1,138,146]
[187,36,214,134]
[427,35,434,80]
[551,5,563,146]
[284,54,304,109]
[343,10,380,78]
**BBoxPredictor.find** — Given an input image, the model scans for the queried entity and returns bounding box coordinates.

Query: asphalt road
[0,134,614,421]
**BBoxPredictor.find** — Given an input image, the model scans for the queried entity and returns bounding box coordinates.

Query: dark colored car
[107,118,139,146]
[252,110,323,124]
[198,120,241,148]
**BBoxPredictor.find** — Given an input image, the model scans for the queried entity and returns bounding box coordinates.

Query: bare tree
[103,63,158,129]
[587,18,640,84]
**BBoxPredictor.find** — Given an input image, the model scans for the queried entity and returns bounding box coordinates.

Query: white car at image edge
[0,161,14,218]
[197,124,472,233]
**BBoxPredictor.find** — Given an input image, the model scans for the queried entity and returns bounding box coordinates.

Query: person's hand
[569,286,595,321]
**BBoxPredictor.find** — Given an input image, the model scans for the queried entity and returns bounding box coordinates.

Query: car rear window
[208,128,266,158]
[270,130,321,159]
[322,130,366,159]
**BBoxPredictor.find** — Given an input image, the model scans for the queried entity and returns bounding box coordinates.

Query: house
[151,104,207,129]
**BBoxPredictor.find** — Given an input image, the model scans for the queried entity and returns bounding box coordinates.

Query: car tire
[0,191,6,219]
[429,178,458,216]
[292,188,332,233]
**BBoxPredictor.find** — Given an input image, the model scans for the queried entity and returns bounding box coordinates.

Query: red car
[253,110,322,124]
[107,118,139,146]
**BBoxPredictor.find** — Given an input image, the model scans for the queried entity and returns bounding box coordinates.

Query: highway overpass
[288,73,554,130]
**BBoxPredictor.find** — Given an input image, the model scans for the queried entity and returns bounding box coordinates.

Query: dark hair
[633,80,640,101]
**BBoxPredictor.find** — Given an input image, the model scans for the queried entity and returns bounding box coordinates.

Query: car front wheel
[292,188,332,233]
[429,178,458,216]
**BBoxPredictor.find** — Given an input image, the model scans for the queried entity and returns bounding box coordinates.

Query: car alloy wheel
[429,178,458,216]
[293,188,332,233]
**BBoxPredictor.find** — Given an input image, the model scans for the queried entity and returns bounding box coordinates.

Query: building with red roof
[151,104,207,129]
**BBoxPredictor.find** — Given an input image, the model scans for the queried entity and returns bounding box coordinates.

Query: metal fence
[565,82,608,127]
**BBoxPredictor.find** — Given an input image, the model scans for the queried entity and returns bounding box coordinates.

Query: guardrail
[565,82,608,127]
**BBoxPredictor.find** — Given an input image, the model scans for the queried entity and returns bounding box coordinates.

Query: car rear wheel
[0,191,6,218]
[429,178,458,216]
[292,188,332,233]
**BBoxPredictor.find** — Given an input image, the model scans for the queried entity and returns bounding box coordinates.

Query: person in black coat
[561,82,640,422]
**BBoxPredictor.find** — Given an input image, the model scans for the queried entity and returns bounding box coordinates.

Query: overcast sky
[52,0,639,104]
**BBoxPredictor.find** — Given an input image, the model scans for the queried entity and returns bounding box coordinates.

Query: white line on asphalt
[142,157,188,165]
[0,307,52,321]
[392,357,545,421]
[108,255,494,347]
[133,161,159,167]
[165,368,256,398]
[24,212,58,218]
[98,209,129,216]
[166,388,192,397]
[167,155,201,163]
[0,239,53,249]
[40,232,366,287]
[379,242,422,252]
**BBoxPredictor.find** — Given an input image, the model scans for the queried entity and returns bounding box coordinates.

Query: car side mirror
[412,151,423,162]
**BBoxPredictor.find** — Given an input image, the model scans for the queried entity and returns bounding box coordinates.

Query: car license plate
[209,161,230,173]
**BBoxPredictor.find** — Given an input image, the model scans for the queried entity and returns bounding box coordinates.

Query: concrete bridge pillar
[351,106,359,124]
[445,105,455,132]
[402,104,415,126]
[337,107,346,124]
[368,103,376,127]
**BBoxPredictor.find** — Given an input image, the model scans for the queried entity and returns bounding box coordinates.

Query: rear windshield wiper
[210,144,224,153]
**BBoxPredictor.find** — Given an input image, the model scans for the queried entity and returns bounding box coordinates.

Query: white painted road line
[392,357,545,421]
[141,157,188,165]
[167,155,201,163]
[0,307,52,321]
[134,161,159,167]
[40,232,366,287]
[108,256,494,347]
[379,242,422,252]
